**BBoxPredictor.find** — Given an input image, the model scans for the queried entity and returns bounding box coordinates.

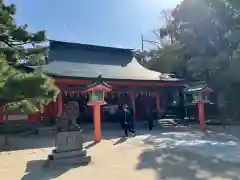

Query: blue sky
[6,0,182,49]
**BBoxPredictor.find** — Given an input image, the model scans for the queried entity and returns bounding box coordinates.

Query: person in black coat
[128,106,135,136]
[118,104,125,129]
[177,90,185,121]
[147,107,158,131]
[123,104,135,137]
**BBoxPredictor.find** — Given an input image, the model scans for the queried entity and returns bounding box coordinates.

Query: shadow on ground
[113,137,127,145]
[0,122,149,152]
[21,160,75,180]
[84,141,100,149]
[136,132,240,180]
[0,135,55,152]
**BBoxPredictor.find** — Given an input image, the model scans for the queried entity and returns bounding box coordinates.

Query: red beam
[55,78,182,87]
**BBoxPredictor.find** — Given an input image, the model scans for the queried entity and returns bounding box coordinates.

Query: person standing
[128,105,136,136]
[146,107,152,131]
[146,107,155,131]
[150,108,158,131]
[123,105,135,137]
[117,104,127,136]
[177,90,185,121]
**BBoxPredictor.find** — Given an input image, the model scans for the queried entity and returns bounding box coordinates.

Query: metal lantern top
[84,75,112,105]
[185,83,213,103]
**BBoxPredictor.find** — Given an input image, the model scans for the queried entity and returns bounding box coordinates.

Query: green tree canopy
[0,1,59,113]
[146,0,240,118]
[147,0,240,82]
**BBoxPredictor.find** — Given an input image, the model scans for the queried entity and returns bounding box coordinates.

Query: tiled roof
[42,40,182,82]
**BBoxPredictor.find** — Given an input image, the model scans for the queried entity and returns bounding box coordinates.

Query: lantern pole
[93,104,101,141]
[198,102,206,131]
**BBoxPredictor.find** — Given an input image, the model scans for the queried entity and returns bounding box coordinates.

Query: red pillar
[130,91,136,120]
[49,92,63,117]
[156,93,161,113]
[93,105,101,141]
[198,102,206,131]
[48,102,54,117]
[57,92,63,116]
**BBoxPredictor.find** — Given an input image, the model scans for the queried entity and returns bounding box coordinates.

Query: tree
[146,0,240,118]
[144,10,190,79]
[0,1,59,143]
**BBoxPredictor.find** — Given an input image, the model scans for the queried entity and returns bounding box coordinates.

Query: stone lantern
[84,75,112,141]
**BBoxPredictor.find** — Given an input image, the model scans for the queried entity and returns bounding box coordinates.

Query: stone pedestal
[48,130,91,166]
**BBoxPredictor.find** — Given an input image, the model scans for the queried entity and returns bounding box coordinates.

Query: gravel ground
[0,127,240,180]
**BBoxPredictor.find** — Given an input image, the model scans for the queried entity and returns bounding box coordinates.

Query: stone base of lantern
[47,130,91,167]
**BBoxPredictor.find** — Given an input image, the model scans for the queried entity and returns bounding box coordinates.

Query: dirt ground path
[0,128,240,180]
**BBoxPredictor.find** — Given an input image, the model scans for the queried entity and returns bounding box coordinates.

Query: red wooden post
[57,92,63,116]
[130,91,136,120]
[93,104,101,141]
[198,102,206,131]
[156,93,161,113]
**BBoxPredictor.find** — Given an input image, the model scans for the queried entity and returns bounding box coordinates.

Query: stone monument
[47,101,91,166]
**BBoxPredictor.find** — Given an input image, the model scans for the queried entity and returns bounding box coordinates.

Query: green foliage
[147,44,187,77]
[0,2,47,65]
[146,0,240,118]
[0,1,59,113]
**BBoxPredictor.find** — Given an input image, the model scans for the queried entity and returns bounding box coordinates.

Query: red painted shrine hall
[0,40,184,124]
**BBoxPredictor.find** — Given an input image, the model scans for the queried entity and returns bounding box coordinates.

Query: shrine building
[0,40,184,124]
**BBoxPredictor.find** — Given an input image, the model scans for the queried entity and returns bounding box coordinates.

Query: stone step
[159,122,177,126]
[50,149,87,159]
[47,155,91,167]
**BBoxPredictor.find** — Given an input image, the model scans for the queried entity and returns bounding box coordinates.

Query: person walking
[117,105,126,132]
[123,104,136,137]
